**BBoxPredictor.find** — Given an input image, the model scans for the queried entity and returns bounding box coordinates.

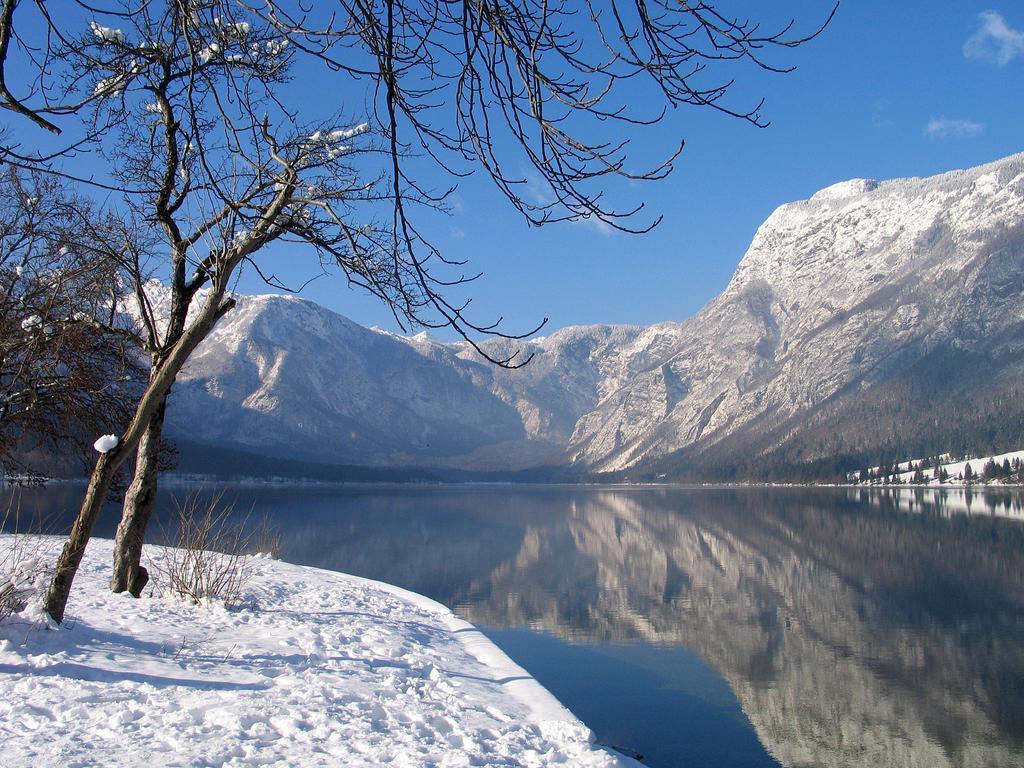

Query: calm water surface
[5,484,1024,767]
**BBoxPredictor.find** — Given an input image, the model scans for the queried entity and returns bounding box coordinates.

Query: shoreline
[10,475,1024,490]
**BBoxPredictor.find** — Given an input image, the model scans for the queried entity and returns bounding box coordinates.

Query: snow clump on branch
[93,434,119,453]
[303,123,369,161]
[90,22,125,45]
[92,59,144,98]
[264,39,288,56]
[214,19,251,36]
[93,77,119,97]
[198,43,221,64]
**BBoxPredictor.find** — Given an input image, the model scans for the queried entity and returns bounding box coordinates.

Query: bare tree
[0,168,142,480]
[37,3,413,617]
[0,0,834,622]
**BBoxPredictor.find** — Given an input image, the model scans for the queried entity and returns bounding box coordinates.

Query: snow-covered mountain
[166,153,1024,475]
[566,153,1024,472]
[169,295,526,469]
[166,292,645,469]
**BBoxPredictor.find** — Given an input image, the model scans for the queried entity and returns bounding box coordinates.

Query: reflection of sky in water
[484,629,779,768]
[4,484,1024,768]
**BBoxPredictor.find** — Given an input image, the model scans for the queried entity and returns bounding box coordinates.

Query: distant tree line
[854,455,1024,485]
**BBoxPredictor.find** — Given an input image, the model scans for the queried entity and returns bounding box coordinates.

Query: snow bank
[0,536,636,767]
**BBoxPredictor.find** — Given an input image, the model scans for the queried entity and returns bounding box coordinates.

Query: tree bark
[43,450,121,623]
[110,390,168,595]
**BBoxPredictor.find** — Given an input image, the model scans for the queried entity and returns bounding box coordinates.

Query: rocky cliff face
[566,153,1024,471]
[164,153,1024,474]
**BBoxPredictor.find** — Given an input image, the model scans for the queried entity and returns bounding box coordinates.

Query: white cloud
[522,169,555,207]
[578,214,613,237]
[925,117,985,139]
[963,10,1024,66]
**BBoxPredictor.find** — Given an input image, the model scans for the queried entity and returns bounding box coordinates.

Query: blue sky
[242,1,1021,341]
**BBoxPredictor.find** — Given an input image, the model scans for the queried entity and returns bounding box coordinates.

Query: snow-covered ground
[915,449,1024,484]
[0,536,637,767]
[850,449,1024,485]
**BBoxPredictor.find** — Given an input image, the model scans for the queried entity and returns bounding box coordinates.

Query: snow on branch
[90,21,126,45]
[301,123,369,161]
[20,315,42,332]
[93,434,118,453]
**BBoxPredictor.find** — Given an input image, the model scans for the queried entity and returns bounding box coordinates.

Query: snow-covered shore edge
[342,572,590,730]
[1,536,639,767]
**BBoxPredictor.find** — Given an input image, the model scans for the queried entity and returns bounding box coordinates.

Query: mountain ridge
[161,152,1024,479]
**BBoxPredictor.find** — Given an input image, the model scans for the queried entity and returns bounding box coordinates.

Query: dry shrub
[151,492,279,608]
[0,497,51,622]
[0,548,48,621]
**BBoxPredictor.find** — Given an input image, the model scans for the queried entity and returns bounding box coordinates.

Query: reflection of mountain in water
[275,488,1024,768]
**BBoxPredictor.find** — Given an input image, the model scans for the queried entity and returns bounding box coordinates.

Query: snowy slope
[0,536,636,767]
[853,448,1024,486]
[161,153,1024,475]
[166,295,642,470]
[168,294,532,469]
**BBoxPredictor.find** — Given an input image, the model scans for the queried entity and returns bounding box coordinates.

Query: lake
[4,483,1024,767]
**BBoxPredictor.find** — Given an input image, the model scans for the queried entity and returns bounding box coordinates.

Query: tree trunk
[110,391,169,595]
[43,450,123,623]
